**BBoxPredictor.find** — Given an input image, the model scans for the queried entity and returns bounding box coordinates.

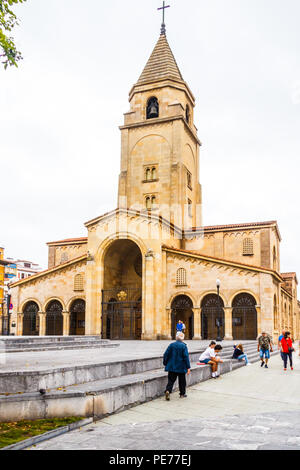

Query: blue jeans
[238,353,249,365]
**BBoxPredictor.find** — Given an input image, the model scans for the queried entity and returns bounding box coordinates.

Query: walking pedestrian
[278,330,286,362]
[163,332,191,400]
[176,320,184,333]
[257,332,273,368]
[281,331,294,371]
[232,344,251,366]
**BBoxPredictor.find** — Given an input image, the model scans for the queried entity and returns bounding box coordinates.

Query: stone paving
[0,340,246,372]
[30,350,300,450]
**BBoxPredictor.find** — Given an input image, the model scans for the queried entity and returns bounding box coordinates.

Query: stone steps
[0,349,279,423]
[0,336,119,353]
[0,342,280,422]
[0,342,258,394]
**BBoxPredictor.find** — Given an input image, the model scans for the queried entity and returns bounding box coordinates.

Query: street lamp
[6,286,11,336]
[216,279,223,342]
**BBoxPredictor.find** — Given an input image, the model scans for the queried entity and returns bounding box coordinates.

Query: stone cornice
[163,246,284,283]
[10,255,87,288]
[119,115,201,146]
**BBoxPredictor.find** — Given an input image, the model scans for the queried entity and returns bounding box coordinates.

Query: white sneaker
[246,363,252,366]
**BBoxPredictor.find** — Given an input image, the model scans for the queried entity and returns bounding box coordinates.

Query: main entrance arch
[171,295,194,340]
[201,294,225,340]
[232,293,257,340]
[70,299,85,335]
[23,301,39,336]
[101,239,142,340]
[46,300,63,336]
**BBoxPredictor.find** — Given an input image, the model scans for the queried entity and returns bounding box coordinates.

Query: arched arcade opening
[201,294,225,340]
[46,300,63,336]
[171,295,194,340]
[232,293,257,340]
[22,301,39,336]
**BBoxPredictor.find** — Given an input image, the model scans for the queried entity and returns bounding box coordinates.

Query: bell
[148,104,158,118]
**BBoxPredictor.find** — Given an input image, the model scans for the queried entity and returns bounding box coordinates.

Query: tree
[0,0,26,69]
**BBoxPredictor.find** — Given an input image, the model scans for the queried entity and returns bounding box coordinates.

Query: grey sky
[0,0,299,280]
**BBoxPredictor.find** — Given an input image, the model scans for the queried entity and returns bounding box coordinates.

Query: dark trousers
[283,352,293,369]
[166,372,186,396]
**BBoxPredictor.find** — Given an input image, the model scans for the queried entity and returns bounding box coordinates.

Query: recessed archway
[171,295,194,340]
[70,299,85,335]
[22,301,39,336]
[201,294,225,340]
[46,300,63,336]
[102,239,142,340]
[232,293,257,340]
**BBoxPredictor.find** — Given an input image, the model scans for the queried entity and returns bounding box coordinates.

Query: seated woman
[232,344,251,366]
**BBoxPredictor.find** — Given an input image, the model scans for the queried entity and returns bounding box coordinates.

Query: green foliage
[0,0,26,69]
[0,417,83,448]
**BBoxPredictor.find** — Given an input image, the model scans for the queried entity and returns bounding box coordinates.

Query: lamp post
[6,287,11,336]
[216,279,223,342]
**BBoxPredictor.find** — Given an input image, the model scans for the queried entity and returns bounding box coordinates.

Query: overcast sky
[0,0,299,280]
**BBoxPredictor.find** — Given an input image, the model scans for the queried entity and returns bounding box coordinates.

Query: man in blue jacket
[163,332,191,400]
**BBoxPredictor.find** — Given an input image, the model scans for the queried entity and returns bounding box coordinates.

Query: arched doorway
[232,293,257,340]
[46,300,63,336]
[70,299,85,335]
[171,295,194,340]
[201,294,225,340]
[23,301,39,336]
[102,239,142,340]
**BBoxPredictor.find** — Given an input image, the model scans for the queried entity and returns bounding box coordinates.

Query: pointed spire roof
[137,33,184,86]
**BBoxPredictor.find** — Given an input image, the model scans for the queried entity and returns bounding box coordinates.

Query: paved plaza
[30,350,300,450]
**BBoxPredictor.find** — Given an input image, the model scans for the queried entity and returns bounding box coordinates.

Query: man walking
[163,332,191,400]
[258,331,273,368]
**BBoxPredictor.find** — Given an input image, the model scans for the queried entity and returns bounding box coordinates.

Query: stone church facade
[11,29,299,342]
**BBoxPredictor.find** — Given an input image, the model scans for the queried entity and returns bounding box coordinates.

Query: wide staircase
[0,336,119,353]
[0,341,278,422]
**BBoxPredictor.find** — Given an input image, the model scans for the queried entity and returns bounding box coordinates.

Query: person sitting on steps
[198,341,224,378]
[232,344,251,366]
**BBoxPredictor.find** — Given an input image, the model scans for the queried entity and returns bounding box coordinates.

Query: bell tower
[118,19,202,229]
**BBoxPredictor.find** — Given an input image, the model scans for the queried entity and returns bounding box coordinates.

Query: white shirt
[199,347,216,362]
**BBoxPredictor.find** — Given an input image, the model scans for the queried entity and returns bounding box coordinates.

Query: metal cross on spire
[158,1,170,35]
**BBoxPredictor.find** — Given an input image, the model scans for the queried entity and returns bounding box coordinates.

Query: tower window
[186,105,190,124]
[243,238,254,256]
[187,170,192,190]
[144,165,158,182]
[146,97,159,119]
[188,199,192,217]
[145,194,158,210]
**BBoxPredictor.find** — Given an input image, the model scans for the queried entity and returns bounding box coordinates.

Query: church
[10,19,299,342]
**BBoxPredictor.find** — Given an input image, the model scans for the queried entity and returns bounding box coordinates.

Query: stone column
[192,307,202,340]
[256,306,261,335]
[224,307,233,340]
[165,308,172,340]
[38,311,46,336]
[142,252,155,340]
[62,311,71,336]
[17,313,24,336]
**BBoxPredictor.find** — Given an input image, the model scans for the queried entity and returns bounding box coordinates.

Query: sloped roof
[137,33,183,85]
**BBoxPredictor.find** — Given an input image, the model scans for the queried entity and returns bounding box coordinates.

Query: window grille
[176,268,187,286]
[243,238,254,256]
[74,274,84,291]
